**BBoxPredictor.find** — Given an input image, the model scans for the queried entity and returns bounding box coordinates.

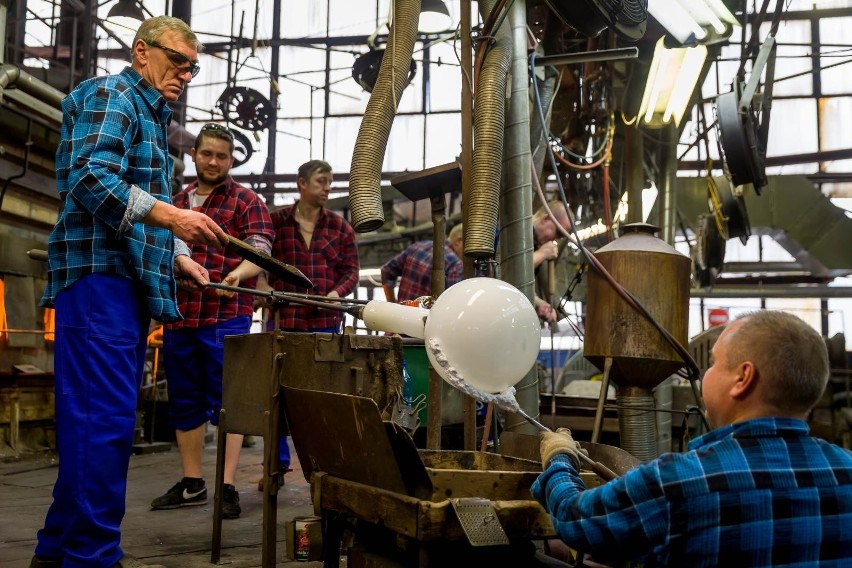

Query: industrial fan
[716,36,777,195]
[544,0,648,41]
[215,86,275,132]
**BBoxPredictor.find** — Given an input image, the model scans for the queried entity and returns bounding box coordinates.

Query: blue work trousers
[162,316,251,430]
[35,274,149,567]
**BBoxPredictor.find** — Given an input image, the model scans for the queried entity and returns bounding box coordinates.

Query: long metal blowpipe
[205,283,366,317]
[426,337,618,481]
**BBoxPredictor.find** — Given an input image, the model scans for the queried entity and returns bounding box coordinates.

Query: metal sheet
[282,387,413,495]
[224,235,313,289]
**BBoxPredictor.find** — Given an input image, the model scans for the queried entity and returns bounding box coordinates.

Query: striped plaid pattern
[41,67,182,322]
[268,203,359,330]
[167,177,274,328]
[532,417,852,567]
[380,240,463,302]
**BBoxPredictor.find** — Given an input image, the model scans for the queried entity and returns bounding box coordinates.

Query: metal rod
[514,406,618,481]
[591,357,612,444]
[205,283,365,316]
[532,47,638,66]
[691,286,852,298]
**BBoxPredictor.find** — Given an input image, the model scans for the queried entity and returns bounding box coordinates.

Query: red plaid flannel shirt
[166,177,274,328]
[269,203,359,330]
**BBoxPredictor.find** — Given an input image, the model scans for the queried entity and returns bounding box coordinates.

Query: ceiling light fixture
[106,0,145,23]
[637,37,708,128]
[647,0,738,46]
[419,0,452,33]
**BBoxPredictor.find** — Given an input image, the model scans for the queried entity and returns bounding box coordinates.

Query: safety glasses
[145,40,201,78]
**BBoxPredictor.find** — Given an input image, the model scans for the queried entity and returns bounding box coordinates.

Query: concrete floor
[0,437,326,567]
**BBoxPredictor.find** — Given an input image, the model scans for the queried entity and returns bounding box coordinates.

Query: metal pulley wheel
[216,86,274,132]
[230,128,254,168]
[708,174,750,244]
[692,213,726,288]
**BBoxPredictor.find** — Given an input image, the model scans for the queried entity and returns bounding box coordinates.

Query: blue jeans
[35,274,149,567]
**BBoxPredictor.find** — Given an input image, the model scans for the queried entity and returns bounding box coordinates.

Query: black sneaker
[222,483,241,519]
[150,478,207,509]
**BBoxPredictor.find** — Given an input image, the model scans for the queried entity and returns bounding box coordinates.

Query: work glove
[539,428,580,469]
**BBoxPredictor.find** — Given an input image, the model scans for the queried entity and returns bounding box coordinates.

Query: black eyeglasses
[145,40,201,78]
[199,123,234,141]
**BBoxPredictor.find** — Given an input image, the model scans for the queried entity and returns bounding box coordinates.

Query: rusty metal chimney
[584,223,690,460]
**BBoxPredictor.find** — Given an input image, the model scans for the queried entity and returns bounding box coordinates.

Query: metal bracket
[450,498,509,546]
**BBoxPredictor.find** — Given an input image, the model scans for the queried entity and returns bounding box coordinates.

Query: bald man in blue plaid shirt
[32,16,227,568]
[534,310,852,567]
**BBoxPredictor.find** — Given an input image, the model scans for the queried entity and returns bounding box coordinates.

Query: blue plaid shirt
[41,67,183,322]
[532,417,852,567]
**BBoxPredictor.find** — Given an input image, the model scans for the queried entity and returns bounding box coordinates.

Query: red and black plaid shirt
[269,203,359,331]
[167,177,274,329]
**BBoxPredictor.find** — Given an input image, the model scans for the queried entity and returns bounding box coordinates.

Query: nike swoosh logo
[182,488,205,500]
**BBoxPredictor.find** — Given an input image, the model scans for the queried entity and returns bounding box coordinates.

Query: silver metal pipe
[532,47,639,66]
[501,0,538,436]
[618,387,658,461]
[0,64,65,106]
[721,261,807,273]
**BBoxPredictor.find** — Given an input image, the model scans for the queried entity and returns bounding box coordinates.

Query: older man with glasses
[150,123,273,520]
[31,16,228,568]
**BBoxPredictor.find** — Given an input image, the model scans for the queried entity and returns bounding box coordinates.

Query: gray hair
[726,311,829,414]
[132,16,202,60]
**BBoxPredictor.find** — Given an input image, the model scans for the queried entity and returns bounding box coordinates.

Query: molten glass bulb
[424,277,541,393]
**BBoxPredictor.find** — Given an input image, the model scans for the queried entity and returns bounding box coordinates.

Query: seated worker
[534,310,852,567]
[380,223,464,303]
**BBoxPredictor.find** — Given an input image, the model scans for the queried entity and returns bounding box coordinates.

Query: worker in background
[380,223,464,303]
[532,200,572,323]
[532,199,570,270]
[258,159,359,482]
[534,311,852,566]
[149,124,274,519]
[32,16,228,568]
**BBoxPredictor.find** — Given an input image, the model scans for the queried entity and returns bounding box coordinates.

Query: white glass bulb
[424,277,541,393]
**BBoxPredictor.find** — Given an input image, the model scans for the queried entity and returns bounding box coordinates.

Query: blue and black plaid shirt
[42,67,183,322]
[532,417,852,567]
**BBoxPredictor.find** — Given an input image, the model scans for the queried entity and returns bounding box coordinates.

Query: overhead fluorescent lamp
[648,0,739,46]
[647,0,706,45]
[638,37,708,128]
[704,0,739,26]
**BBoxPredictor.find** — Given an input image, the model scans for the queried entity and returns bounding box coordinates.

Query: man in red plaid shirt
[151,124,274,519]
[259,159,359,474]
[260,159,359,332]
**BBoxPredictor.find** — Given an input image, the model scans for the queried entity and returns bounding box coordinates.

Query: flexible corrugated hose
[465,0,512,258]
[348,0,421,233]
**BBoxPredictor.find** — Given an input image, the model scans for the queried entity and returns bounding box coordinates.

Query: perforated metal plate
[450,498,509,546]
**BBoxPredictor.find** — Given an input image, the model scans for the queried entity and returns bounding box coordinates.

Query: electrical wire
[529,50,703,389]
